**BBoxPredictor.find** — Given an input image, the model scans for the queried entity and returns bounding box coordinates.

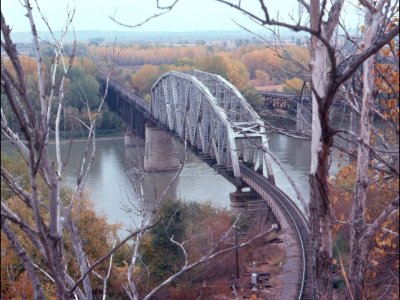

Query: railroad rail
[240,163,311,300]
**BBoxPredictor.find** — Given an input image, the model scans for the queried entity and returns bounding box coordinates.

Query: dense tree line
[90,45,208,66]
[90,43,310,96]
[2,54,123,137]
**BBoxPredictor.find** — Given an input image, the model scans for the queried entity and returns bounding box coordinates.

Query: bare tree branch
[1,220,45,299]
[69,221,159,296]
[143,225,276,300]
[102,239,117,300]
[109,0,179,28]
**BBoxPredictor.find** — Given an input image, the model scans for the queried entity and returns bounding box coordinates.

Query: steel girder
[151,71,274,180]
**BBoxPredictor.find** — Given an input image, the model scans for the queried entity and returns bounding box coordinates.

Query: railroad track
[239,163,312,300]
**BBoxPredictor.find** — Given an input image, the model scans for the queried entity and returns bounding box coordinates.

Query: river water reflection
[59,136,236,228]
[2,133,345,228]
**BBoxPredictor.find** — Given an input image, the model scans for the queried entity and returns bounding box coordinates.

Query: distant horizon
[10,29,311,42]
[13,29,251,34]
[3,0,361,34]
[12,29,309,34]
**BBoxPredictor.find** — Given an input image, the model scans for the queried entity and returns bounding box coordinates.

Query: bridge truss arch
[151,71,274,181]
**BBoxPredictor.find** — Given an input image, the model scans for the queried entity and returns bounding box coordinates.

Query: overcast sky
[2,0,361,33]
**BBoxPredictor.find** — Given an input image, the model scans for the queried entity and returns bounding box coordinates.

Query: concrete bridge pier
[230,188,264,213]
[296,100,312,132]
[125,127,133,146]
[124,127,144,147]
[144,124,181,171]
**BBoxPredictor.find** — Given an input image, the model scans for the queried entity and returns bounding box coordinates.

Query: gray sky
[2,0,361,33]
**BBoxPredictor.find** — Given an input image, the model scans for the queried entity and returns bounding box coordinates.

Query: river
[1,133,346,229]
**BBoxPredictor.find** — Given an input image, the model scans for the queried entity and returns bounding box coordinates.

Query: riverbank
[48,129,124,139]
[1,129,125,144]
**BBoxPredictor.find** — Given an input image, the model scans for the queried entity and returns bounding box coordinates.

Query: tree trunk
[64,210,93,300]
[309,122,334,300]
[348,6,380,299]
[308,1,334,297]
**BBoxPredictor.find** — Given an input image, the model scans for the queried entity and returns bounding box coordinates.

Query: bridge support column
[144,124,181,171]
[264,154,276,185]
[296,101,305,132]
[125,127,144,147]
[230,189,264,213]
[296,100,312,132]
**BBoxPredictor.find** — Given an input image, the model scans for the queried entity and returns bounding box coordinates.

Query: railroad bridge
[98,70,312,299]
[261,87,385,133]
[262,91,313,132]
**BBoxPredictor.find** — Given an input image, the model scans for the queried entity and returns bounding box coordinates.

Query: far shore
[1,134,126,145]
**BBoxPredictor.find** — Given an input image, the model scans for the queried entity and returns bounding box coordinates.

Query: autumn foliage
[330,164,399,298]
[0,154,120,298]
[90,43,310,100]
[90,45,207,66]
[134,200,234,298]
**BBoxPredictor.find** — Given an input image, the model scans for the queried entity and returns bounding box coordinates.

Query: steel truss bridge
[99,70,312,299]
[151,70,275,180]
[261,91,388,112]
[263,92,311,111]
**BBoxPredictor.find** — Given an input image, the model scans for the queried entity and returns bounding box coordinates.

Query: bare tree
[120,137,187,299]
[142,223,277,300]
[210,1,399,298]
[347,4,399,298]
[1,2,148,299]
[1,1,77,297]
